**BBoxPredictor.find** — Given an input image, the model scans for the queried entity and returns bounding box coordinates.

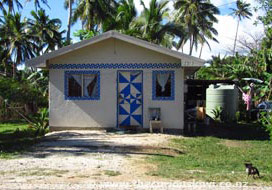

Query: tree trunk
[199,43,203,58]
[4,61,7,76]
[12,62,16,79]
[233,19,240,55]
[66,0,72,44]
[181,40,185,53]
[189,36,193,55]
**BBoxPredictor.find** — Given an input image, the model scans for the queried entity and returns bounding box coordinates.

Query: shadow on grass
[0,124,41,157]
[184,122,270,141]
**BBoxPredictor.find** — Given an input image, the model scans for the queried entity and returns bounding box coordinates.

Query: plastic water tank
[206,84,238,121]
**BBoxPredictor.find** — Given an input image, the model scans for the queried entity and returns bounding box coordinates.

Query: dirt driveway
[0,130,178,189]
[0,130,271,190]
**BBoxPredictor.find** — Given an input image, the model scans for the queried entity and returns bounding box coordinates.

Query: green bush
[0,76,48,113]
[235,111,240,122]
[259,111,272,141]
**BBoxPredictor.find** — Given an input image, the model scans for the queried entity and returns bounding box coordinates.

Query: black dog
[245,163,260,179]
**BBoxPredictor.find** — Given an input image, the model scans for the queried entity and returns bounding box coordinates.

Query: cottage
[26,31,204,131]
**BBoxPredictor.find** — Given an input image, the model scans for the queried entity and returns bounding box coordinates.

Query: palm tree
[135,0,182,48]
[174,0,219,55]
[0,46,12,76]
[102,0,137,33]
[231,0,252,55]
[197,20,219,58]
[116,0,137,32]
[0,11,37,78]
[0,0,22,13]
[64,0,75,44]
[74,0,138,39]
[28,9,65,55]
[73,0,117,31]
[139,0,169,44]
[25,0,50,10]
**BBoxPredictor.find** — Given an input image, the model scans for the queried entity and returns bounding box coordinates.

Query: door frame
[116,70,143,128]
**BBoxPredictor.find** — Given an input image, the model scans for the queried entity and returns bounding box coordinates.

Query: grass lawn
[148,137,272,185]
[0,121,39,159]
[0,122,29,133]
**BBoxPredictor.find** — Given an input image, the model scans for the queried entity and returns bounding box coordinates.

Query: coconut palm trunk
[66,0,72,44]
[231,0,252,55]
[199,43,203,58]
[233,18,240,55]
[189,36,194,55]
[4,62,7,76]
[12,63,16,78]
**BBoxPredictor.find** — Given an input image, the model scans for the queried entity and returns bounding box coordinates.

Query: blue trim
[152,70,175,101]
[116,70,143,128]
[64,70,100,100]
[142,71,144,128]
[50,63,182,69]
[116,71,119,128]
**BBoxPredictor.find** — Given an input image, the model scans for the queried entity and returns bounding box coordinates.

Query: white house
[26,31,204,131]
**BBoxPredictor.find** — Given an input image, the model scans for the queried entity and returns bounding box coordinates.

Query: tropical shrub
[259,111,272,141]
[0,76,39,104]
[0,73,49,120]
[29,108,49,136]
[235,111,242,122]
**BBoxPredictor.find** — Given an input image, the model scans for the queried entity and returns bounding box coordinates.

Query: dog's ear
[245,163,252,167]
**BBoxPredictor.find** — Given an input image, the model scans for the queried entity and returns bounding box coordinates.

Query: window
[152,71,175,100]
[65,71,100,100]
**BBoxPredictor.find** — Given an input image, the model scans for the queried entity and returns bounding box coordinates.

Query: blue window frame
[152,70,175,101]
[64,70,100,100]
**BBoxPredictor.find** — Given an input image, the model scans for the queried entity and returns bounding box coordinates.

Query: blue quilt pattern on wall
[118,71,143,127]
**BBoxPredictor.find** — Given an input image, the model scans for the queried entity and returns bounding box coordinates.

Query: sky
[19,0,264,61]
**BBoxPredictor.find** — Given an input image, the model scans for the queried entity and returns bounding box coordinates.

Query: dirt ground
[0,130,271,190]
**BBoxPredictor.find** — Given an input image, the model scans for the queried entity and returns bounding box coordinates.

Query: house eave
[26,61,47,68]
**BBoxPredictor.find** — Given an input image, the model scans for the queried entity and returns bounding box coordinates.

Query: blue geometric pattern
[118,71,143,127]
[50,63,182,69]
[64,70,100,100]
[152,70,175,101]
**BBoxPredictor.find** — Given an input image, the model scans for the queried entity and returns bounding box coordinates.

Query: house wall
[49,39,184,130]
